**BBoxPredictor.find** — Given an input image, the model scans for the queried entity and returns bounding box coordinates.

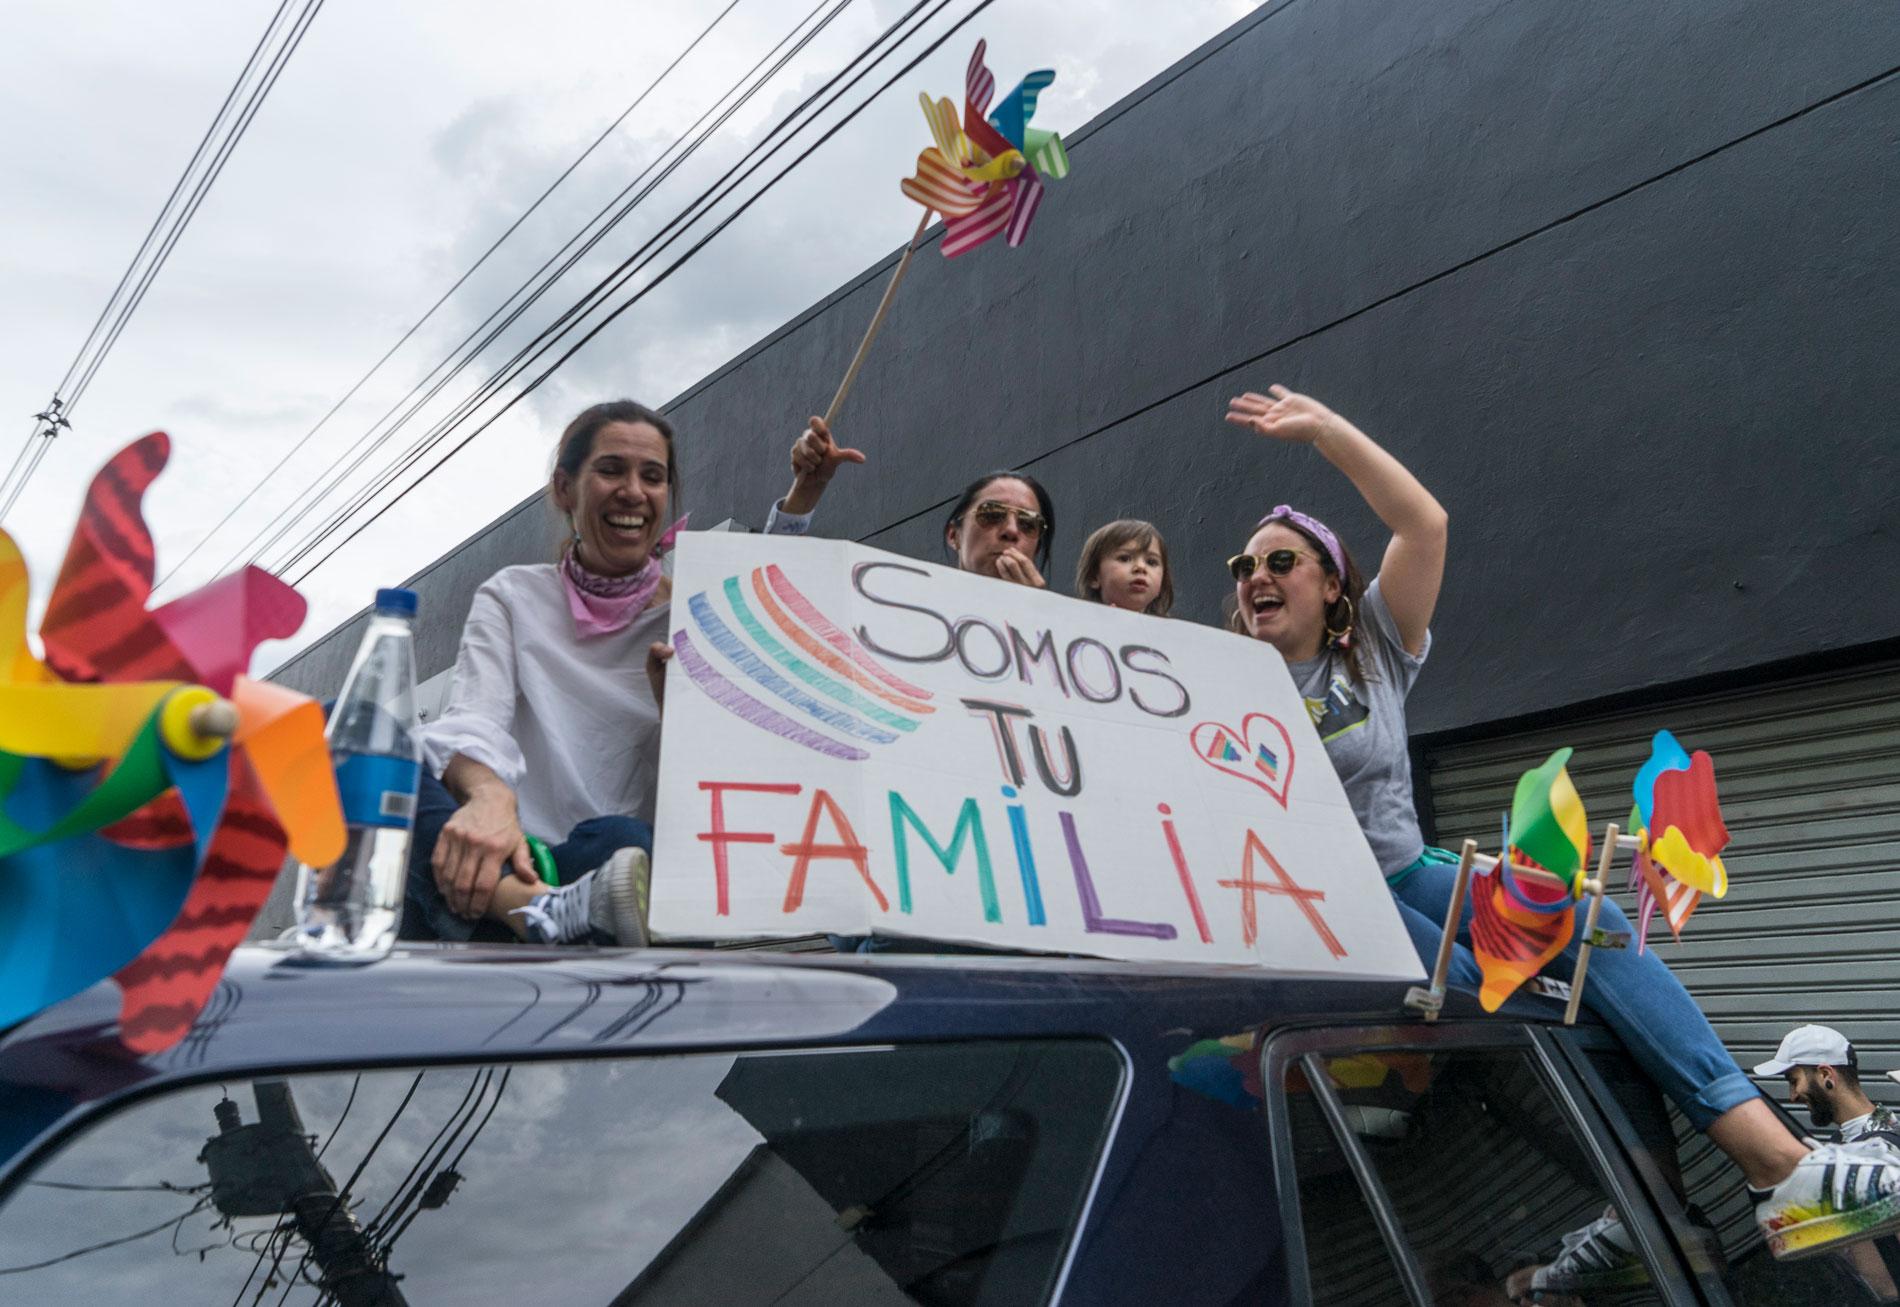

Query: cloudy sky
[0,0,1255,667]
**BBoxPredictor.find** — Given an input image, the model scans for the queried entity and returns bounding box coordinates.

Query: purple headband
[1257,505,1345,576]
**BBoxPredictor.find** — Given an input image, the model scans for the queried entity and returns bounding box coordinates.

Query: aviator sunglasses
[1226,546,1324,582]
[970,500,1047,536]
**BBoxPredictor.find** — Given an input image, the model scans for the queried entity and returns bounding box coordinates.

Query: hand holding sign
[647,641,674,712]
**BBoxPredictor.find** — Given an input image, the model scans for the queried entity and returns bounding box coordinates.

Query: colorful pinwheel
[1470,857,1577,1013]
[1626,730,1731,950]
[0,433,343,1052]
[1507,747,1592,887]
[1465,749,1593,1012]
[900,39,1071,257]
[823,39,1073,428]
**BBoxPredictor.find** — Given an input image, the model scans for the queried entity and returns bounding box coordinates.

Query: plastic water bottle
[295,588,421,960]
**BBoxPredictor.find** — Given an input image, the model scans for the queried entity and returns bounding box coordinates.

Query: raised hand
[1226,383,1447,657]
[1224,385,1344,446]
[790,416,866,485]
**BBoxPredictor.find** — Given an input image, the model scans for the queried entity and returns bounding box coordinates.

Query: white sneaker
[511,873,598,944]
[591,847,651,947]
[1756,1140,1900,1260]
[1530,1211,1649,1293]
[509,848,650,946]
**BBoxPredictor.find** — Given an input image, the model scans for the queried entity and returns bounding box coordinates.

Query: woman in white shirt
[402,400,678,946]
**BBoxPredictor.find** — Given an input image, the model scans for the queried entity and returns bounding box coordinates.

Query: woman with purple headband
[1223,384,1900,1265]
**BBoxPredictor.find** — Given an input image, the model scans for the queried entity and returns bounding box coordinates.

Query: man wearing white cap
[1755,1025,1899,1143]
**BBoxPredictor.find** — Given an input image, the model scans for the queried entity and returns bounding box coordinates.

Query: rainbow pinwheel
[900,39,1071,257]
[1467,749,1592,1011]
[1507,748,1592,886]
[1625,730,1731,950]
[0,433,343,1052]
[1470,858,1576,1013]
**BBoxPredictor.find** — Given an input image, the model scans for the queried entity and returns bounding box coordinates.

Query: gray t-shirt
[1285,578,1430,880]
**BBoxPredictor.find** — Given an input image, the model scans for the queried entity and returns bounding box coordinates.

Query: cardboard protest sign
[651,533,1422,979]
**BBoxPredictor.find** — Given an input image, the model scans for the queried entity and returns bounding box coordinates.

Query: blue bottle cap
[375,587,419,617]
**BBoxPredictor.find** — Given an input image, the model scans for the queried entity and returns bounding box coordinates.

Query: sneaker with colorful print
[1755,1138,1900,1260]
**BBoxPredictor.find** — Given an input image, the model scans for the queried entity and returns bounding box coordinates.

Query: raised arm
[768,415,865,530]
[1225,386,1447,654]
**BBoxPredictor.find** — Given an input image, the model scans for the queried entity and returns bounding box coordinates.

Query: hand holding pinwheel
[0,433,344,1052]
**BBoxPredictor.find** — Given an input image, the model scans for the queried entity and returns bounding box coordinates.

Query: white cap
[1753,1024,1854,1076]
[1889,1069,1900,1085]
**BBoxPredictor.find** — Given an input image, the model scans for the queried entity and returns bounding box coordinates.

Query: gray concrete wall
[276,0,1900,740]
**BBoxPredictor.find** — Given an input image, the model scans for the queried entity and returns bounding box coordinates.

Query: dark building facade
[273,1,1900,1111]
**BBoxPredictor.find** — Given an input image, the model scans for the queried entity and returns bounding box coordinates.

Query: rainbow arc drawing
[673,564,936,761]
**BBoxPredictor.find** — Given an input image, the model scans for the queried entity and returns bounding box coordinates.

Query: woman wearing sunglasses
[765,414,1055,587]
[1224,385,1900,1260]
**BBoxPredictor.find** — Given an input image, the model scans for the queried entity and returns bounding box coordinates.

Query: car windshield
[0,1039,1123,1305]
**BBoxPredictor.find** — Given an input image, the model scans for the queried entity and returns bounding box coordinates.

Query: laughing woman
[402,400,681,948]
[1222,384,1900,1258]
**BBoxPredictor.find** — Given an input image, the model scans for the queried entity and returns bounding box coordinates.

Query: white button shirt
[418,564,668,841]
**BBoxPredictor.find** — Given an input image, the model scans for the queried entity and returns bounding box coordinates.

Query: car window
[1583,1048,1900,1304]
[1059,1027,1289,1307]
[0,1039,1122,1306]
[1283,1058,1412,1305]
[1296,1047,1668,1306]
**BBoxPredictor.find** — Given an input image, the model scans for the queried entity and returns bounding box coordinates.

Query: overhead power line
[155,0,749,594]
[0,0,326,524]
[227,0,853,584]
[282,0,994,587]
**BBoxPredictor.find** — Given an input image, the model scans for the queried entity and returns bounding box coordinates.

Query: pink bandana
[561,515,688,637]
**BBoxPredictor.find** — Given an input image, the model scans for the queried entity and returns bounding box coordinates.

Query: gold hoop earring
[1325,594,1356,648]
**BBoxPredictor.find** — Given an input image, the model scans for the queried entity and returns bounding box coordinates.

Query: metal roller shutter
[1422,659,1900,1122]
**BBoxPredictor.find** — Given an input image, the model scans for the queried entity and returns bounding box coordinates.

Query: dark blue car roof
[0,942,1582,1178]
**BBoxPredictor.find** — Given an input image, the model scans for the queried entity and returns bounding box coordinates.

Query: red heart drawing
[1190,714,1296,807]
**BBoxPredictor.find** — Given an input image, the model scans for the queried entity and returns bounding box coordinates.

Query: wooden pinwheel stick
[1418,838,1477,1021]
[823,208,934,429]
[1470,849,1570,892]
[1564,822,1620,1026]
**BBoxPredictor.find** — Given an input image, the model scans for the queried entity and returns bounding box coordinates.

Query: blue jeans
[1389,852,1760,1131]
[401,770,652,943]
